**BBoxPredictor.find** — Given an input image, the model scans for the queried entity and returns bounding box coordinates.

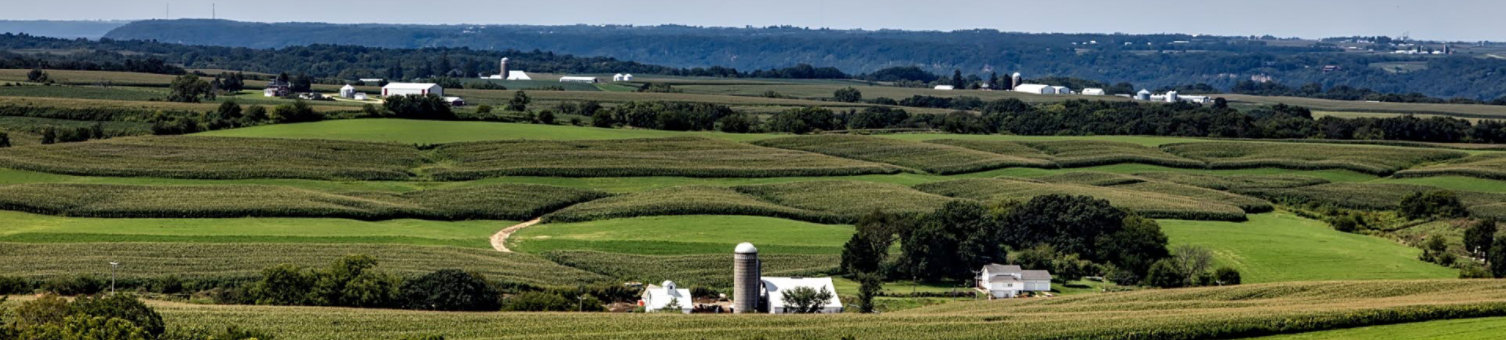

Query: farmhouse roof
[761,277,842,309]
[984,264,1022,273]
[1022,270,1053,281]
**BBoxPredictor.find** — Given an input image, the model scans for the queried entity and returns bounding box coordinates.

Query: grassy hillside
[196,119,776,143]
[1160,212,1457,283]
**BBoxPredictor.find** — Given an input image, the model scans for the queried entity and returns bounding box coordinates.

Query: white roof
[933,85,955,90]
[1082,88,1105,95]
[560,76,598,81]
[340,84,355,90]
[735,242,758,254]
[642,282,693,311]
[762,277,842,310]
[507,71,532,80]
[382,83,440,90]
[1014,84,1052,93]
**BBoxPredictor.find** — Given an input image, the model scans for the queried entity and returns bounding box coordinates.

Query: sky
[6,0,1506,41]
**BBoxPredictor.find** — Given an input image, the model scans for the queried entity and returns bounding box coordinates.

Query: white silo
[1010,72,1022,90]
[1136,89,1152,101]
[1165,91,1180,103]
[499,58,510,79]
[733,242,760,314]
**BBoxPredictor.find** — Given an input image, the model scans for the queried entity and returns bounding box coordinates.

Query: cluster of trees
[39,124,107,144]
[585,101,738,131]
[1144,245,1242,288]
[151,100,320,135]
[1398,190,1470,220]
[840,195,1186,290]
[1230,80,1506,105]
[382,94,456,120]
[241,255,499,311]
[0,293,270,339]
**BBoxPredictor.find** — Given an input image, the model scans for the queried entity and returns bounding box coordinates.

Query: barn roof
[382,83,440,90]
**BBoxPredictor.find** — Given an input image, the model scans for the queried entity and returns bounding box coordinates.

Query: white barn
[933,85,956,91]
[339,84,358,98]
[1013,84,1054,94]
[978,264,1052,299]
[381,83,442,97]
[641,280,694,314]
[560,76,599,83]
[761,277,843,314]
[1082,88,1106,96]
[507,71,532,80]
[1050,86,1072,95]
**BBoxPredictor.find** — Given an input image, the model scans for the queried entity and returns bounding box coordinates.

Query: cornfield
[916,178,1251,221]
[1394,153,1506,180]
[545,181,959,224]
[1162,141,1468,176]
[0,136,424,180]
[0,242,609,287]
[145,279,1506,339]
[428,136,904,179]
[754,135,1041,174]
[1132,172,1331,191]
[0,183,605,220]
[1237,182,1506,219]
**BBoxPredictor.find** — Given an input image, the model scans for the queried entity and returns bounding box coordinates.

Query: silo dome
[735,242,758,254]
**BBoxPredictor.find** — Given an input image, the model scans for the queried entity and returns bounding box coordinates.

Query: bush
[834,87,862,102]
[402,269,501,311]
[270,100,321,123]
[0,276,31,294]
[41,275,105,295]
[1399,190,1470,219]
[68,294,166,337]
[501,291,573,312]
[1214,267,1242,285]
[383,94,456,120]
[0,131,10,148]
[1145,259,1184,288]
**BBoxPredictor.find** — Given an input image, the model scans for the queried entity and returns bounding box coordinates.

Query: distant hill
[0,20,131,39]
[100,20,1506,100]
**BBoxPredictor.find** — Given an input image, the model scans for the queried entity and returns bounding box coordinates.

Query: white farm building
[381,83,442,97]
[761,277,843,314]
[640,281,694,314]
[612,73,635,82]
[339,84,358,98]
[978,264,1052,299]
[1082,88,1106,96]
[1050,86,1071,94]
[1013,84,1054,94]
[933,85,956,91]
[560,76,599,84]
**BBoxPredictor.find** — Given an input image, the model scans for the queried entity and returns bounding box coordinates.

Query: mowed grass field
[509,215,854,255]
[1159,212,1456,283]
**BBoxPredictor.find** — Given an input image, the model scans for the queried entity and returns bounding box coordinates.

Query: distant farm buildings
[612,73,634,82]
[731,242,842,314]
[263,80,291,97]
[560,76,599,84]
[978,264,1052,299]
[1014,83,1067,95]
[933,85,956,91]
[381,83,443,97]
[482,57,533,80]
[1135,89,1215,104]
[1081,88,1106,96]
[339,84,358,98]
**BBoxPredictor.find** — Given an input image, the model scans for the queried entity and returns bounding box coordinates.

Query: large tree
[167,74,214,103]
[1465,219,1498,257]
[840,210,904,275]
[779,286,834,313]
[898,201,1004,281]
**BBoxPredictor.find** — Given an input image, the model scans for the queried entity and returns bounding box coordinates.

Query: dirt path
[491,218,542,253]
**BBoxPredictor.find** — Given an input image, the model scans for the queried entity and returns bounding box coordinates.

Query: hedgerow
[916,178,1249,221]
[1394,154,1506,180]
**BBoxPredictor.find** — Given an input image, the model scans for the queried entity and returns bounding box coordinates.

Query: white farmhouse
[381,83,443,97]
[978,264,1052,299]
[641,280,694,314]
[1013,84,1054,94]
[761,277,843,314]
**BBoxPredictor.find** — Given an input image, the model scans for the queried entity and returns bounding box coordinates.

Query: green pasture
[1256,316,1506,340]
[509,215,853,255]
[1159,212,1456,283]
[0,210,505,248]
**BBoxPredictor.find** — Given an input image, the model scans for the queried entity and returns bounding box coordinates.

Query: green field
[0,210,503,248]
[1159,212,1457,283]
[1257,317,1506,340]
[510,215,854,255]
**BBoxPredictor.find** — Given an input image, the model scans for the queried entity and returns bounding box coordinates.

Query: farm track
[492,218,541,253]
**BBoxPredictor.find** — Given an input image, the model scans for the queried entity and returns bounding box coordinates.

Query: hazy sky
[7,0,1505,41]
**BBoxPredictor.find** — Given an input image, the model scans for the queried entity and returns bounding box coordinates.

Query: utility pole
[212,3,216,20]
[109,261,119,294]
[165,3,170,20]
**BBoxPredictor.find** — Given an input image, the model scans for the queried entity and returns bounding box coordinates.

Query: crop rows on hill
[1037,172,1276,213]
[753,135,1042,174]
[0,183,605,220]
[1393,154,1506,180]
[543,181,958,224]
[541,250,838,289]
[1132,172,1332,190]
[429,136,902,179]
[149,279,1506,339]
[916,178,1251,221]
[1237,182,1506,219]
[0,242,607,287]
[0,136,425,180]
[1162,141,1468,175]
